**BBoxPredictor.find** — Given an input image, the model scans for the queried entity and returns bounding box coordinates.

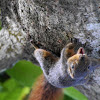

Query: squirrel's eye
[71,65,74,69]
[87,66,90,69]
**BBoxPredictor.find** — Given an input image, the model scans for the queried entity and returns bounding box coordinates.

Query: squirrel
[28,42,100,100]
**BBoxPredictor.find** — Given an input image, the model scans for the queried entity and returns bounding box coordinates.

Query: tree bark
[0,0,100,100]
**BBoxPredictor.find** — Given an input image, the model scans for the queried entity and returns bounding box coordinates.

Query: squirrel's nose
[81,56,85,60]
[80,55,85,61]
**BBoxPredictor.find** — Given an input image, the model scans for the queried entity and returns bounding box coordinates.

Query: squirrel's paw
[66,43,75,50]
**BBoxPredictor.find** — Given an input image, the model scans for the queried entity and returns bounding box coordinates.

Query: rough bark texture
[0,0,100,100]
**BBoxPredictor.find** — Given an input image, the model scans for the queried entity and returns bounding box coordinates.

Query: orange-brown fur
[42,50,59,62]
[67,54,80,63]
[65,43,75,58]
[67,54,81,78]
[34,49,58,62]
[66,48,75,58]
[28,75,63,100]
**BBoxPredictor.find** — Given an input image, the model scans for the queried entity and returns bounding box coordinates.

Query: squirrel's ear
[77,47,85,54]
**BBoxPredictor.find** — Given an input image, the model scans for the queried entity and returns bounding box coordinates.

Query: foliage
[0,78,30,100]
[64,87,88,100]
[0,60,88,100]
[6,60,42,87]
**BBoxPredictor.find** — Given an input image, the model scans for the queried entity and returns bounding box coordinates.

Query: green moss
[8,29,24,42]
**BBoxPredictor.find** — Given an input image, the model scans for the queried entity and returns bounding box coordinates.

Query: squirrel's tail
[28,74,63,100]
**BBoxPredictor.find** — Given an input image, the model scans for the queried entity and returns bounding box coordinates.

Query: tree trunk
[0,0,100,100]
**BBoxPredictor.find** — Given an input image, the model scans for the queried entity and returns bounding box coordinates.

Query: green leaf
[0,78,30,100]
[4,88,22,100]
[0,79,20,100]
[63,94,74,100]
[63,87,88,100]
[0,83,3,92]
[6,60,42,87]
[18,87,30,100]
[0,92,8,100]
[3,79,20,92]
[0,78,22,100]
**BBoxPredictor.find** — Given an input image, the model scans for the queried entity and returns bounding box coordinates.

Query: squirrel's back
[28,75,63,100]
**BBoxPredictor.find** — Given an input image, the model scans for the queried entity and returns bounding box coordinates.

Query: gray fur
[34,45,100,88]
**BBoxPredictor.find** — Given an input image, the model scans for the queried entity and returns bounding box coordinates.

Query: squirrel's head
[67,47,90,79]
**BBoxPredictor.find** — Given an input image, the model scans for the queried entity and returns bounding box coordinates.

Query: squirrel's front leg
[60,43,75,65]
[34,48,59,75]
[33,43,75,75]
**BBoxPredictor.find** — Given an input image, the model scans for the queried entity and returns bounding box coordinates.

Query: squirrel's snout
[80,55,85,61]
